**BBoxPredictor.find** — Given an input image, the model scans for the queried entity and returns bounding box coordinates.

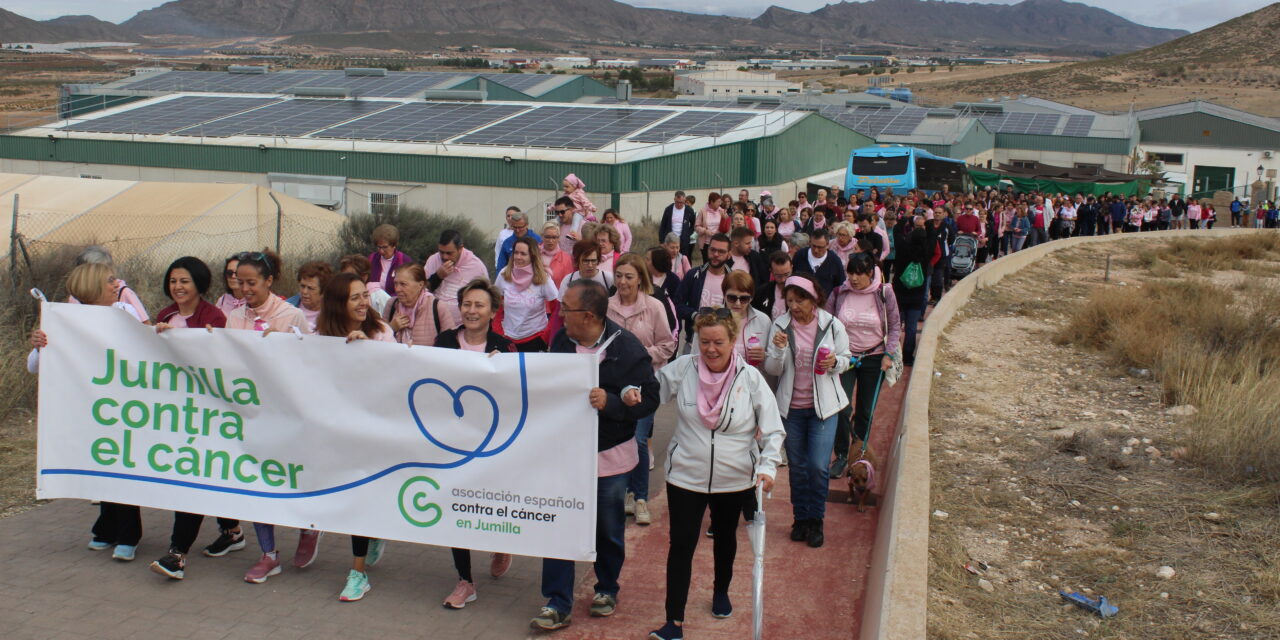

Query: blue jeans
[542,472,628,614]
[627,415,654,500]
[782,408,838,522]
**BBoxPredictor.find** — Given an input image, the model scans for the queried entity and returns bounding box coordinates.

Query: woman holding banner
[28,262,147,562]
[147,257,246,581]
[223,250,320,584]
[648,307,784,640]
[434,278,516,608]
[312,272,397,602]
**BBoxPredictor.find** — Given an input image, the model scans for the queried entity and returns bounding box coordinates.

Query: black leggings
[352,536,370,557]
[170,513,239,554]
[664,484,751,622]
[833,353,886,458]
[451,547,473,582]
[512,336,547,353]
[92,502,142,546]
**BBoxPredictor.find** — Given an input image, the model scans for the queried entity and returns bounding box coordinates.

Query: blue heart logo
[407,378,504,459]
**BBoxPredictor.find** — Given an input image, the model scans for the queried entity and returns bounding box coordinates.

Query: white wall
[1138,143,1279,198]
[992,149,1129,172]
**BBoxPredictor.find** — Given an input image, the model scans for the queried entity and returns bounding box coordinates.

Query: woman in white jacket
[764,274,851,549]
[648,309,784,640]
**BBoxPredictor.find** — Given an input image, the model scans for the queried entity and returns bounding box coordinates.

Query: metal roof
[103,69,585,99]
[1135,100,1280,134]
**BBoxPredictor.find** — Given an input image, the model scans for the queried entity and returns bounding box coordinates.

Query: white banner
[36,303,600,561]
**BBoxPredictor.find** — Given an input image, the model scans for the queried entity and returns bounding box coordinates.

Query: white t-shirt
[558,270,613,301]
[808,250,828,272]
[671,205,687,238]
[497,277,559,340]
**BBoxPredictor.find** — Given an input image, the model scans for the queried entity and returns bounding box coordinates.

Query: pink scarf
[540,242,560,267]
[697,353,739,430]
[398,289,431,344]
[511,264,534,291]
[564,173,586,191]
[851,458,877,492]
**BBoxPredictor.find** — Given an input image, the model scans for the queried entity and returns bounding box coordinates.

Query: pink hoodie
[424,248,489,329]
[564,174,598,221]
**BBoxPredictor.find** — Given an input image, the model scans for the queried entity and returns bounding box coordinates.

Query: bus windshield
[850,155,909,176]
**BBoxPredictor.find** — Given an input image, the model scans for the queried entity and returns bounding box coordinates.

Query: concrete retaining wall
[859,228,1264,639]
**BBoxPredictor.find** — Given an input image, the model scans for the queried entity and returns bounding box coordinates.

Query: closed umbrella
[748,483,767,640]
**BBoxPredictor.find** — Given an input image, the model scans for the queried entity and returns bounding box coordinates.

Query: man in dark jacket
[791,227,845,297]
[727,226,769,288]
[752,250,792,320]
[534,279,659,631]
[658,191,697,258]
[674,233,731,337]
[1077,197,1099,237]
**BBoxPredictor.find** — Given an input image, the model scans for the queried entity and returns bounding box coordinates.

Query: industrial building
[673,70,802,101]
[4,69,1277,239]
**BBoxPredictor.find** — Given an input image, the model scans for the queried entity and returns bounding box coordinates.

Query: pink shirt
[301,305,320,333]
[789,317,818,409]
[672,254,692,279]
[610,221,633,253]
[1187,204,1202,220]
[700,270,725,308]
[778,220,796,239]
[838,289,885,353]
[457,331,485,352]
[424,248,489,329]
[168,313,191,329]
[576,340,638,477]
[226,295,310,334]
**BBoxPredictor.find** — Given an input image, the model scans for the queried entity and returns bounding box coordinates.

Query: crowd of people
[27,173,1232,638]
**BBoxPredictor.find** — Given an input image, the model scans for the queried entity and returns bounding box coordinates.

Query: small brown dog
[846,447,879,513]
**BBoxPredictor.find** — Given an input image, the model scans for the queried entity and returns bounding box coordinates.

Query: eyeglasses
[725,294,752,304]
[554,208,569,214]
[580,258,600,265]
[696,306,732,320]
[562,307,590,314]
[224,270,236,278]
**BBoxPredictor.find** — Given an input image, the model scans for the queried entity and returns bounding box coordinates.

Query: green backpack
[900,261,924,288]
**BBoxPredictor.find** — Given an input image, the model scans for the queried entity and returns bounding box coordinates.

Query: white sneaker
[634,499,651,526]
[624,491,635,516]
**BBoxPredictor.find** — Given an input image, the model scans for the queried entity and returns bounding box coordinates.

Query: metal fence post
[269,191,283,255]
[9,194,18,287]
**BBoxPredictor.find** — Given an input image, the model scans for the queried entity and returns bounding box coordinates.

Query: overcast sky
[7,0,1270,33]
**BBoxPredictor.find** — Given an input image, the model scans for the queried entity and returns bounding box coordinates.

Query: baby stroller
[951,234,979,278]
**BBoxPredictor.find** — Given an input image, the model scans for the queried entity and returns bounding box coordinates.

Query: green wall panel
[1139,113,1280,150]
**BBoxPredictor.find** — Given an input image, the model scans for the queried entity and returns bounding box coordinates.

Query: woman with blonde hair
[609,254,677,526]
[540,221,576,287]
[647,307,784,640]
[29,262,146,561]
[497,236,559,352]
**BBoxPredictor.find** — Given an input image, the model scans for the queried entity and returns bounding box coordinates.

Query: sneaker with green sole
[530,606,572,630]
[339,569,371,602]
[590,593,617,617]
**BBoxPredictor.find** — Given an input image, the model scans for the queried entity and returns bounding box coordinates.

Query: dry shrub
[1058,251,1280,483]
[1148,233,1280,274]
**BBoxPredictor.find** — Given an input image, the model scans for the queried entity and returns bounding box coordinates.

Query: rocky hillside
[121,0,1183,53]
[41,16,142,42]
[0,8,67,43]
[753,0,1186,54]
[925,3,1280,111]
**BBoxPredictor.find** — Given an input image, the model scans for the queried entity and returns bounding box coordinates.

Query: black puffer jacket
[550,319,660,453]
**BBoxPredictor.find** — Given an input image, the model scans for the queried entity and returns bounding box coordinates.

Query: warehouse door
[1191,166,1235,199]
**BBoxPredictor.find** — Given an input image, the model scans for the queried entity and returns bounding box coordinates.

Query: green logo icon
[398,476,442,527]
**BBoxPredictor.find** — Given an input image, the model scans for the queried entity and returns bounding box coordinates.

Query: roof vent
[419,89,487,101]
[345,68,388,77]
[228,65,268,74]
[288,86,350,98]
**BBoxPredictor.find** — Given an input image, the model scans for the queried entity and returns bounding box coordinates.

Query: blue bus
[845,145,969,196]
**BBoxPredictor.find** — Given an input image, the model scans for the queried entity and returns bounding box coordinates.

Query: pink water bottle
[746,335,762,366]
[814,344,833,375]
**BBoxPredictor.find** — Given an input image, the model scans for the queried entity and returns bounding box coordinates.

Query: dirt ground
[0,409,37,519]
[927,239,1280,639]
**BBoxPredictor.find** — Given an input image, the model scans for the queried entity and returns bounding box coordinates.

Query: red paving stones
[0,376,909,640]
[554,374,909,640]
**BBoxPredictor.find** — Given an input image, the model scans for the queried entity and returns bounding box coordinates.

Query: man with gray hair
[532,279,659,631]
[788,232,810,260]
[495,208,541,271]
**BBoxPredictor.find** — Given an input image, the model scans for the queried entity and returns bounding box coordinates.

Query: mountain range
[0,9,141,43]
[3,0,1186,54]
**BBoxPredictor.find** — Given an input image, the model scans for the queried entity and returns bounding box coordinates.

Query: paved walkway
[0,378,908,640]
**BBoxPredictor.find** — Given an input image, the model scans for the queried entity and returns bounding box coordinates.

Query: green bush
[337,207,495,267]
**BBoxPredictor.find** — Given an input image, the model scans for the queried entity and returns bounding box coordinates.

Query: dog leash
[858,369,886,456]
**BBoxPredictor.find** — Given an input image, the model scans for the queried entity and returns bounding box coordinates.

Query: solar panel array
[314,102,528,142]
[628,111,754,143]
[172,99,395,137]
[819,105,927,137]
[976,111,1065,134]
[60,96,764,149]
[1061,114,1095,136]
[455,106,674,149]
[62,96,281,134]
[117,70,568,98]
